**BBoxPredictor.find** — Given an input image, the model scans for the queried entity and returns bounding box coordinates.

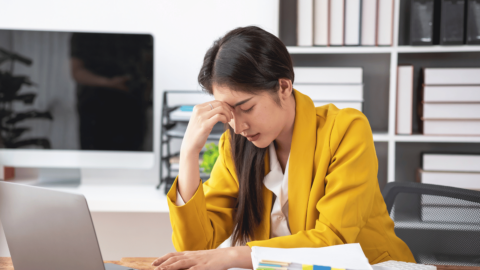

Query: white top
[175,142,292,238]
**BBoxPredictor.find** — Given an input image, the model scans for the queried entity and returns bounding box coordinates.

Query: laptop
[0,181,139,270]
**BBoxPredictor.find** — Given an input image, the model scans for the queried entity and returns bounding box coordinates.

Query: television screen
[0,30,153,151]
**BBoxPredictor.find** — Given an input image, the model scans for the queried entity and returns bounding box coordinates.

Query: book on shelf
[293,67,363,84]
[422,119,480,135]
[422,103,480,119]
[417,169,480,190]
[294,84,364,101]
[344,0,361,46]
[329,0,344,46]
[410,0,440,45]
[313,0,329,46]
[313,101,363,111]
[377,0,394,46]
[466,0,480,44]
[297,0,314,46]
[423,85,480,102]
[424,68,480,85]
[440,0,466,45]
[361,0,378,46]
[422,153,480,172]
[396,66,414,135]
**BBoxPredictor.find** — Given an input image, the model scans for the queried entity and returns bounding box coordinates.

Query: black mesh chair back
[382,182,480,267]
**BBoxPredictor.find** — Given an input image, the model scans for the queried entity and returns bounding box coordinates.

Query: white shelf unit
[281,0,480,187]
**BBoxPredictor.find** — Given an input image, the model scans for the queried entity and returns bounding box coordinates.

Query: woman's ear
[278,78,293,101]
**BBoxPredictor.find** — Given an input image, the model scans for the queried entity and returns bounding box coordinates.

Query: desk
[1,257,479,270]
[0,257,157,270]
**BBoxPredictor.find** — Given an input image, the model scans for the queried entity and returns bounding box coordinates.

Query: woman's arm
[167,130,240,251]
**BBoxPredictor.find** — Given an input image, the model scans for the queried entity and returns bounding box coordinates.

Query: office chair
[382,182,480,267]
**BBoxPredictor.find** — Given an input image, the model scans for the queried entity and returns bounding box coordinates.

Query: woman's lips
[246,133,260,142]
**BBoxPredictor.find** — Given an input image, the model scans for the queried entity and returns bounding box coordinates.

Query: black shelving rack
[158,90,225,194]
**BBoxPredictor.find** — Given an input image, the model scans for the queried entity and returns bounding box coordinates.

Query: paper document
[251,243,372,270]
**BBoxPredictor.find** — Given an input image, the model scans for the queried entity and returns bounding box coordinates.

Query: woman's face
[213,84,288,149]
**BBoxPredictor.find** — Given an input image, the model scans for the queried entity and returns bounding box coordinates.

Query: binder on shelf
[396,66,414,135]
[294,84,364,101]
[423,85,480,102]
[440,0,465,45]
[418,169,480,190]
[279,0,298,46]
[329,0,345,46]
[297,0,314,46]
[424,68,480,85]
[344,0,361,46]
[294,67,363,84]
[313,101,363,111]
[377,0,394,46]
[422,119,480,135]
[410,0,440,45]
[313,0,329,46]
[466,0,480,44]
[361,0,378,46]
[423,103,480,119]
[422,153,480,172]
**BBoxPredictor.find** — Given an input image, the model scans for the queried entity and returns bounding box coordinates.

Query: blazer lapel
[287,89,317,234]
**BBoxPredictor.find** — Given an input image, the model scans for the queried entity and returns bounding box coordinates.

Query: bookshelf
[280,0,480,188]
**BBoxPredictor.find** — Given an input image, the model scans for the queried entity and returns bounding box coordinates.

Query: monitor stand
[35,168,81,187]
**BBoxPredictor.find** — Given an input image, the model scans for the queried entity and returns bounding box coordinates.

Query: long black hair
[198,26,294,246]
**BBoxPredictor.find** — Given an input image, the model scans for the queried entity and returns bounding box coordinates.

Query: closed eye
[242,105,254,113]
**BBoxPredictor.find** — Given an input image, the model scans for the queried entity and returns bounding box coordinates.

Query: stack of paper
[251,243,372,270]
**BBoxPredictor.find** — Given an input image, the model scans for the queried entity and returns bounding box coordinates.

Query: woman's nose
[230,115,247,135]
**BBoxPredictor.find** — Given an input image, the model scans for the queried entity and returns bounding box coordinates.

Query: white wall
[0,0,279,259]
[0,0,279,185]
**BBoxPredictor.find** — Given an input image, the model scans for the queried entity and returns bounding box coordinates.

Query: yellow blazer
[167,89,415,265]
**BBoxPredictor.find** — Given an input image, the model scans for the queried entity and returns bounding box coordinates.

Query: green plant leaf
[200,142,219,174]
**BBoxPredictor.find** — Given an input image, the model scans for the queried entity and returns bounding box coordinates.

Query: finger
[211,101,235,120]
[151,252,183,266]
[158,255,184,268]
[204,105,233,123]
[202,100,233,114]
[205,113,229,127]
[157,259,195,270]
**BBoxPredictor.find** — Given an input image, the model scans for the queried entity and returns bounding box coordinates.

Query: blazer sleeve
[247,109,378,248]
[166,131,239,251]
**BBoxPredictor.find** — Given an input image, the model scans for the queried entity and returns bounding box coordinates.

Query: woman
[152,26,415,270]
